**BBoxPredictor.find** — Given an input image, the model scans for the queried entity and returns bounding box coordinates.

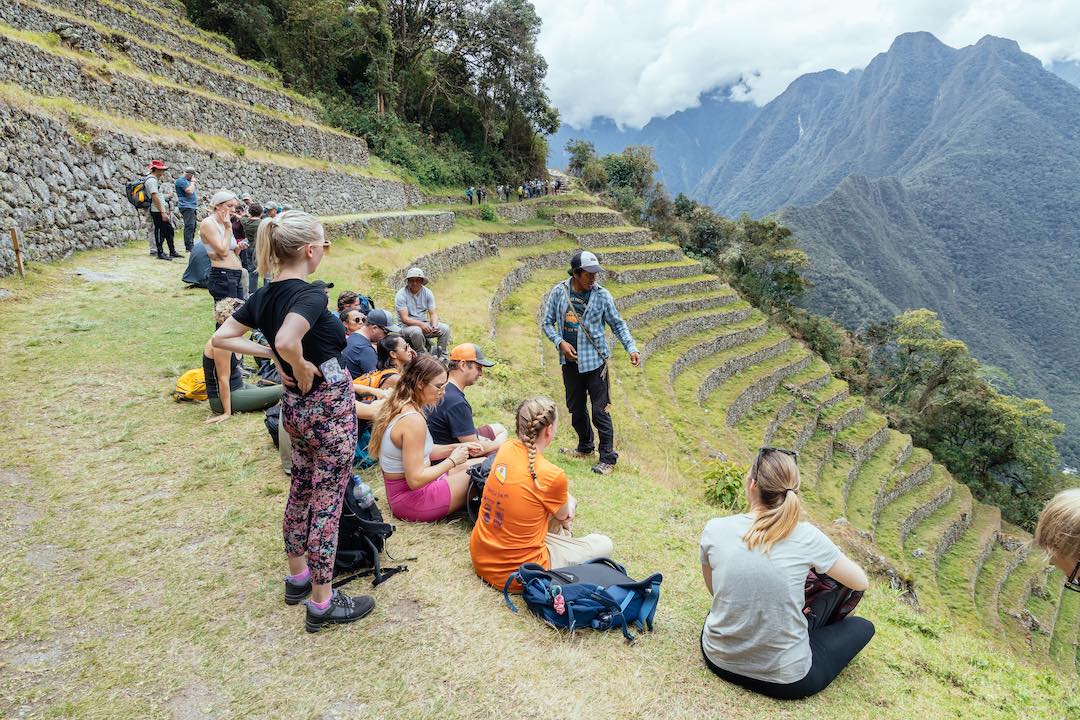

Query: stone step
[573,227,654,247]
[622,289,739,330]
[553,209,626,228]
[716,347,814,427]
[636,305,756,363]
[872,447,934,527]
[693,335,793,403]
[41,0,278,83]
[0,30,368,167]
[610,275,726,313]
[875,464,953,567]
[974,536,1030,632]
[0,0,321,121]
[937,503,1001,624]
[606,259,704,284]
[843,430,912,529]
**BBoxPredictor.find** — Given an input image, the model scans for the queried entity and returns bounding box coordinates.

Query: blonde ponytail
[742,449,802,553]
[515,396,557,488]
[256,210,322,277]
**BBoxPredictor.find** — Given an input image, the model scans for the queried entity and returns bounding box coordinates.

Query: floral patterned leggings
[280,378,357,585]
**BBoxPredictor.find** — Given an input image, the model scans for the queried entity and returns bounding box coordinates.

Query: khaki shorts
[545,524,613,569]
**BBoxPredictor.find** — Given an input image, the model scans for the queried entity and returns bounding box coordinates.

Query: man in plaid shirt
[541,251,640,475]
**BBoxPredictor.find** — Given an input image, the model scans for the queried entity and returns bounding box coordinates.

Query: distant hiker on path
[175,166,198,253]
[541,250,639,475]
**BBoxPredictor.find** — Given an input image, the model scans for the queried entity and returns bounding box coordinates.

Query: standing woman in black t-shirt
[212,211,375,633]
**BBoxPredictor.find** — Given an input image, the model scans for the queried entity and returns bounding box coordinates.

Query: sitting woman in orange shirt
[469,396,613,588]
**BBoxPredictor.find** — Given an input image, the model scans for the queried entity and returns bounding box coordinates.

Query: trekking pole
[10,228,24,278]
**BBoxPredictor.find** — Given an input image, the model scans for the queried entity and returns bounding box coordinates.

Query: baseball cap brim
[474,358,495,367]
[580,262,602,273]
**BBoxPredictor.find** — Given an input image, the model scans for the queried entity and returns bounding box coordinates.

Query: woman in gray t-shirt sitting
[699,448,874,699]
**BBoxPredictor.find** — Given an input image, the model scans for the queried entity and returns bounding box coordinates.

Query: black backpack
[466,455,496,524]
[264,402,281,447]
[125,177,152,209]
[334,476,409,587]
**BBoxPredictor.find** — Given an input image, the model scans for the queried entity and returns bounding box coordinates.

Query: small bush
[480,204,497,222]
[703,460,747,511]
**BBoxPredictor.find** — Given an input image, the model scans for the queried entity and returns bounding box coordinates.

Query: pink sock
[309,595,332,611]
[287,567,310,583]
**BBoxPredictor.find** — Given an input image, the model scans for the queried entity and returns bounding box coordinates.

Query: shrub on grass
[480,204,497,222]
[703,460,747,512]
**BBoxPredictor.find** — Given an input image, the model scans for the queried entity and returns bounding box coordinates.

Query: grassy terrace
[1,198,1077,716]
[938,504,1001,627]
[902,482,973,616]
[844,430,911,527]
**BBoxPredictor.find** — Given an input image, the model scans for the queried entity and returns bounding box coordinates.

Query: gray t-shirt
[699,514,841,683]
[394,286,436,322]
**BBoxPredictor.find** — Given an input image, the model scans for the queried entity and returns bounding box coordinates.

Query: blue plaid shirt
[541,279,637,373]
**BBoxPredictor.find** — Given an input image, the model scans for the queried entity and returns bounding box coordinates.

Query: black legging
[701,585,875,700]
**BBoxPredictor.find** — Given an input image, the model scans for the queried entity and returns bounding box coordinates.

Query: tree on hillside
[564,139,596,176]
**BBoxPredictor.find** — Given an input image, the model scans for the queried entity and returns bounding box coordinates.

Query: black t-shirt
[426,383,476,445]
[231,279,345,393]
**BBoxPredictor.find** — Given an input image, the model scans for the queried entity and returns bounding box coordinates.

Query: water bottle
[351,474,375,509]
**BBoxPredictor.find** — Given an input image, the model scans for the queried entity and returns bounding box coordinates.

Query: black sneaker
[168,251,183,258]
[156,253,173,261]
[284,575,312,605]
[305,590,375,633]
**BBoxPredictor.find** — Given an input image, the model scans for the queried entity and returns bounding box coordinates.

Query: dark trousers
[180,208,197,252]
[562,361,617,465]
[150,211,176,256]
[239,245,258,293]
[701,585,875,700]
[208,267,243,303]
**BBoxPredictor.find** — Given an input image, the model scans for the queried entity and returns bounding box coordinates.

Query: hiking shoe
[559,447,593,460]
[168,251,183,258]
[156,253,173,261]
[305,590,375,633]
[284,575,312,605]
[592,462,615,475]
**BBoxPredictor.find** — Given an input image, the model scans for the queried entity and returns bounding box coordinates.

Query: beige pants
[545,519,613,569]
[279,421,292,475]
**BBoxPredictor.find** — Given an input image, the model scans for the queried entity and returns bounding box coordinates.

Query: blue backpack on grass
[502,558,662,642]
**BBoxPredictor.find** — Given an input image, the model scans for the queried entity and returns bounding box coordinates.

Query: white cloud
[535,0,1080,129]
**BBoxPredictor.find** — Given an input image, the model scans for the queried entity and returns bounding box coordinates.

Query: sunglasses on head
[1066,561,1080,594]
[758,446,798,463]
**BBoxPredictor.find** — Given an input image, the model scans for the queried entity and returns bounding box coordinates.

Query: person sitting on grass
[395,267,451,358]
[368,355,482,523]
[203,298,283,424]
[355,332,415,399]
[426,343,507,457]
[1035,488,1080,591]
[470,396,613,588]
[699,448,874,700]
[343,308,400,379]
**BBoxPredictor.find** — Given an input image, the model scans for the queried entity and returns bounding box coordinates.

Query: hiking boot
[156,253,173,261]
[284,575,312,605]
[592,461,615,476]
[168,251,183,258]
[305,590,375,633]
[559,447,593,460]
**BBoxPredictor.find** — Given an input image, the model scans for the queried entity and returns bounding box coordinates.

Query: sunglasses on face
[1066,561,1080,593]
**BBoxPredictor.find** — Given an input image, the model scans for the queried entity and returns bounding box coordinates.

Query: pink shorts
[384,472,452,522]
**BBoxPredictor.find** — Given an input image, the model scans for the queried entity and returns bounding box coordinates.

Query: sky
[534,0,1080,129]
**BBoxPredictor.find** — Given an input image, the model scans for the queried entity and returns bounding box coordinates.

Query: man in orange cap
[426,343,507,457]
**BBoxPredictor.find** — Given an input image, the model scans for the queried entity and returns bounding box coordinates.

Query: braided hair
[515,396,557,488]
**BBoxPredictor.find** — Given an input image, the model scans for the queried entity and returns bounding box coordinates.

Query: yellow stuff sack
[173,368,208,402]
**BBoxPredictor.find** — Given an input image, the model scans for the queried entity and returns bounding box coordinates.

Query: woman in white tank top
[202,190,244,302]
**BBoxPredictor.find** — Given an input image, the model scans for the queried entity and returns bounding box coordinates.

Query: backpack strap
[636,577,662,631]
[503,571,524,612]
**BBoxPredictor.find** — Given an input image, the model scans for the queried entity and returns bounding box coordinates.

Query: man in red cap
[144,159,179,261]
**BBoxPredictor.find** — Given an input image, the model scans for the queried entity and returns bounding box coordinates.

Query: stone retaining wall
[820,402,863,433]
[970,525,1002,595]
[554,211,624,228]
[667,322,768,383]
[576,229,652,248]
[597,248,684,267]
[0,34,365,166]
[386,236,497,288]
[326,211,453,246]
[477,229,558,248]
[791,412,819,451]
[873,460,933,526]
[614,277,723,312]
[110,0,234,53]
[993,545,1032,613]
[934,503,974,566]
[839,426,890,506]
[0,101,415,274]
[640,306,754,363]
[762,398,796,447]
[788,369,832,394]
[626,293,737,330]
[899,481,953,546]
[488,252,568,336]
[45,0,276,82]
[695,337,792,402]
[726,352,813,427]
[609,262,701,284]
[0,0,319,120]
[816,436,835,487]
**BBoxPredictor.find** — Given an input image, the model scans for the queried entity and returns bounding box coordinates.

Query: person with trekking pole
[540,250,639,476]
